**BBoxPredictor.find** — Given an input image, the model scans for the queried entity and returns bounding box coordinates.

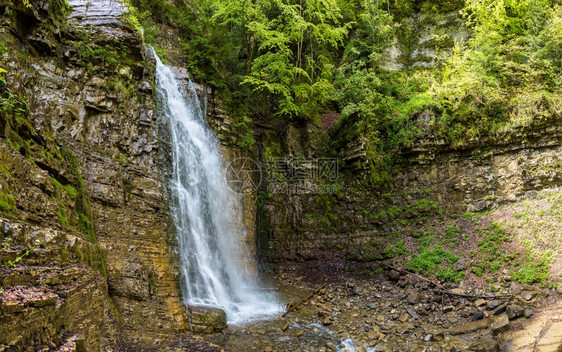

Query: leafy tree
[132,0,561,180]
[220,0,350,119]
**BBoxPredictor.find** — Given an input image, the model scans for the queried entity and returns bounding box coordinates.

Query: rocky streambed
[209,261,562,352]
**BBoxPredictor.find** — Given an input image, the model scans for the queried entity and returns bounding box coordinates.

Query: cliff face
[252,6,562,263]
[0,0,191,349]
[257,113,562,262]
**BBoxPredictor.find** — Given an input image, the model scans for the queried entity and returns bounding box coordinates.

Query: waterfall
[151,49,282,324]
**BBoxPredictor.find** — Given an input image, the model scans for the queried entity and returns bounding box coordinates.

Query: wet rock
[398,279,409,288]
[506,304,524,320]
[326,342,336,351]
[366,331,381,340]
[388,270,401,281]
[471,311,484,321]
[396,322,415,333]
[475,338,499,352]
[492,302,508,315]
[399,314,410,323]
[423,334,433,342]
[443,305,454,313]
[0,301,25,314]
[474,299,486,307]
[491,316,509,335]
[451,288,464,295]
[323,316,333,326]
[407,291,421,305]
[407,307,420,319]
[29,294,57,308]
[449,319,490,335]
[188,305,227,333]
[521,291,534,301]
[486,300,502,310]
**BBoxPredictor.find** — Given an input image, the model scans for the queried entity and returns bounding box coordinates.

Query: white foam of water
[151,48,283,324]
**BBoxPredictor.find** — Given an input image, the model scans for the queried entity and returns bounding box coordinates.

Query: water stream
[151,48,282,324]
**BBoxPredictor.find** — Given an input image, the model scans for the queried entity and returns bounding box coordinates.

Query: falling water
[151,49,282,324]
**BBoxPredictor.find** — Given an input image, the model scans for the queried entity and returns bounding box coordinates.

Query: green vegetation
[407,243,464,282]
[5,240,38,268]
[73,246,83,263]
[466,220,555,285]
[1,237,13,249]
[510,243,554,285]
[442,223,463,248]
[0,189,16,214]
[51,177,78,198]
[471,223,512,276]
[77,43,134,77]
[353,239,410,261]
[364,198,441,224]
[382,240,409,259]
[0,68,33,157]
[53,147,97,243]
[19,0,32,8]
[129,0,560,183]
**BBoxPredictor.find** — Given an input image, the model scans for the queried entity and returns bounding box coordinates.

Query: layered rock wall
[258,116,562,262]
[0,0,191,349]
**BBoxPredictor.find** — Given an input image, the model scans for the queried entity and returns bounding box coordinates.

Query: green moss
[0,41,7,55]
[60,247,68,262]
[51,177,78,198]
[114,155,127,163]
[84,245,93,266]
[470,223,514,276]
[382,240,410,258]
[442,222,463,248]
[57,204,69,226]
[73,247,83,263]
[407,244,463,282]
[61,147,96,243]
[0,164,13,180]
[408,199,440,216]
[77,213,94,242]
[510,245,554,285]
[0,199,11,213]
[352,239,409,261]
[80,44,122,67]
[0,189,16,214]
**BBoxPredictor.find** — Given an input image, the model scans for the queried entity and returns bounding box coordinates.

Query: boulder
[521,291,535,301]
[486,300,502,309]
[491,316,509,335]
[506,305,525,320]
[188,305,227,333]
[388,270,401,281]
[449,319,490,335]
[407,291,421,305]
